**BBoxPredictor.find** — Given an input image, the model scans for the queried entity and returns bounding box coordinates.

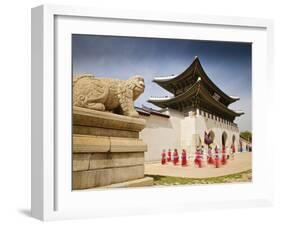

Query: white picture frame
[31,4,274,221]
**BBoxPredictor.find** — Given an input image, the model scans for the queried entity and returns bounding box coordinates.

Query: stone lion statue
[73,75,145,118]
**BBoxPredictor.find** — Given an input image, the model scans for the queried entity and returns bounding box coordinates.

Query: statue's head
[129,75,145,99]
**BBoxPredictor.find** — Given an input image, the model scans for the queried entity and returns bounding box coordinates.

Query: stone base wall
[72,107,149,190]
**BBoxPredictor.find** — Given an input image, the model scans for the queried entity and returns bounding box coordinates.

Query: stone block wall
[72,107,151,190]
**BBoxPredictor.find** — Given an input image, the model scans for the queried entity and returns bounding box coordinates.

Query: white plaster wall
[139,109,184,162]
[140,109,240,162]
[180,115,196,154]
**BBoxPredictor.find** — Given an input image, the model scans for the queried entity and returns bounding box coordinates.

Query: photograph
[71,34,252,190]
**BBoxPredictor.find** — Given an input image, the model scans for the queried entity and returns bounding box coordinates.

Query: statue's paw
[87,103,105,111]
[128,111,139,118]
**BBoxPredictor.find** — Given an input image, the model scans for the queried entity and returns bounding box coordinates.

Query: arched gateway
[232,134,236,144]
[222,131,228,147]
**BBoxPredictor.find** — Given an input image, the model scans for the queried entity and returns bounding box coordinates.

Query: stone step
[96,177,154,189]
[73,165,144,189]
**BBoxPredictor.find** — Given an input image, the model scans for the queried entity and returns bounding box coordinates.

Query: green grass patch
[145,169,252,186]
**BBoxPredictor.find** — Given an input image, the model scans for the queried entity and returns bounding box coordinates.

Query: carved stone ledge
[73,125,139,138]
[73,135,110,153]
[73,152,144,172]
[110,137,147,153]
[73,135,147,153]
[73,106,146,132]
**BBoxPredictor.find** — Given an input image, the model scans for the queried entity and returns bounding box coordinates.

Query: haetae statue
[73,75,145,118]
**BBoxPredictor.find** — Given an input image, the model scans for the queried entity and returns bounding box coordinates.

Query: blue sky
[72,35,252,132]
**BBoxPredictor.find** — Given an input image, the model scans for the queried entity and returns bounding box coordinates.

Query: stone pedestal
[72,106,153,189]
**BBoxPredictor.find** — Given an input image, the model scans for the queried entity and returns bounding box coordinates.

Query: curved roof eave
[192,58,239,104]
[148,79,200,105]
[229,96,240,100]
[197,83,243,117]
[149,80,243,117]
[152,57,239,104]
[232,110,244,116]
[148,96,173,102]
[153,74,178,82]
[153,58,196,84]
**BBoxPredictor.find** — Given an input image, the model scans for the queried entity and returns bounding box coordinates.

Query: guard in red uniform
[173,149,179,165]
[207,146,214,164]
[221,145,227,165]
[161,149,166,165]
[194,147,202,168]
[214,146,220,168]
[167,149,172,162]
[181,149,188,166]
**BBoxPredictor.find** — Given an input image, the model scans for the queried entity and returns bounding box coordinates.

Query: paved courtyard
[145,152,252,178]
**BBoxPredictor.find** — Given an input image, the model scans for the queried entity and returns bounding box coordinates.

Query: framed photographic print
[31,4,274,221]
